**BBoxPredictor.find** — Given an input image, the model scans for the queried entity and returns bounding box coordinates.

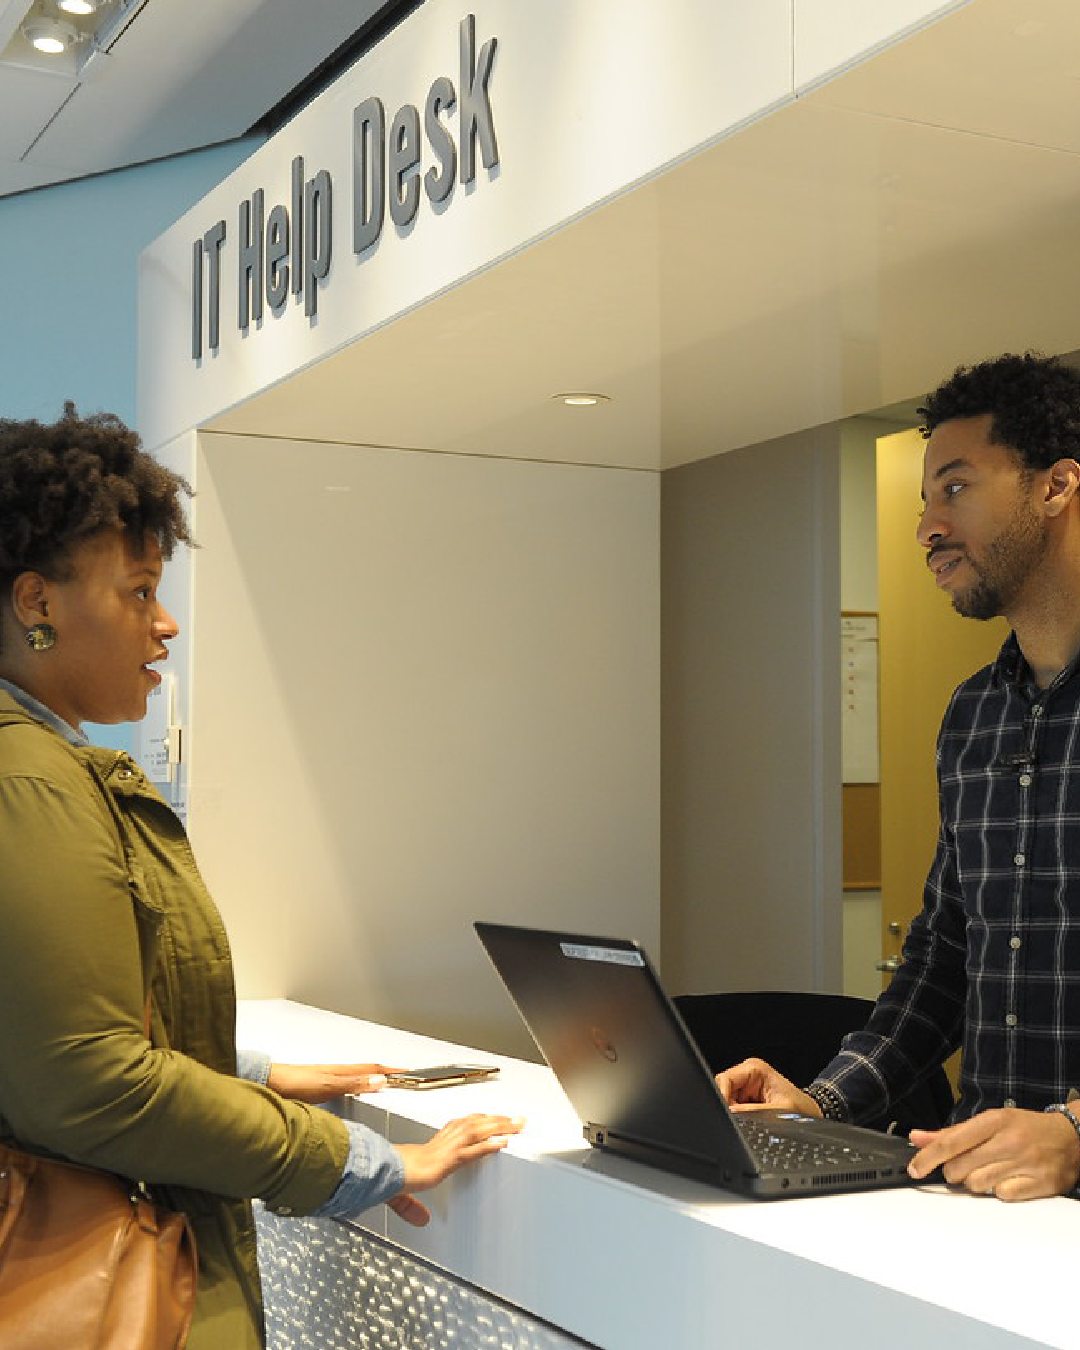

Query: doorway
[839,417,1007,997]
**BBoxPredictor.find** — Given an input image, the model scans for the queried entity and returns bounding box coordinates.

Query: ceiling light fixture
[59,0,101,14]
[553,392,611,407]
[23,17,78,53]
[77,0,152,79]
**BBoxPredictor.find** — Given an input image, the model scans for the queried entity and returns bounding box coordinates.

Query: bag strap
[0,1147,31,1253]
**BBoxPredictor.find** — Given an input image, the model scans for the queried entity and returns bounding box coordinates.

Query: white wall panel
[190,433,659,1055]
[662,423,842,995]
[794,0,971,90]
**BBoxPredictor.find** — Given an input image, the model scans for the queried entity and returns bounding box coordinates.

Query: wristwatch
[1044,1089,1080,1161]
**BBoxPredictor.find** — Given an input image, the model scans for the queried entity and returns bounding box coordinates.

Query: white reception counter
[239,999,1078,1350]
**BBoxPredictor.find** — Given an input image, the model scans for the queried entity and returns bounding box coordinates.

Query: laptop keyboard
[739,1116,897,1173]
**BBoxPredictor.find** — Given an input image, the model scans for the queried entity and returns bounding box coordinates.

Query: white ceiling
[7,0,1080,468]
[0,0,400,197]
[206,0,1080,470]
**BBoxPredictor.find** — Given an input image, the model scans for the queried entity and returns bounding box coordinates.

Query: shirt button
[1014,854,1025,866]
[1010,935,1021,950]
[1019,773,1033,787]
[1006,1013,1018,1028]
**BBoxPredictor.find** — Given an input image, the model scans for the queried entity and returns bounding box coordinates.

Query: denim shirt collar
[0,676,88,748]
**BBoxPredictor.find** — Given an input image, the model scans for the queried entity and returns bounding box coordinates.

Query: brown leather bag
[0,1142,197,1350]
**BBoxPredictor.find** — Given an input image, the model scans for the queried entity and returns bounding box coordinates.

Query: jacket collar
[0,678,88,746]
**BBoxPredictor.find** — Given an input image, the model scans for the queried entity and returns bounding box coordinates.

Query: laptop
[474,922,920,1199]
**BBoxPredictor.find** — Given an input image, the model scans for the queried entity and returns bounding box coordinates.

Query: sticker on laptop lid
[560,942,645,967]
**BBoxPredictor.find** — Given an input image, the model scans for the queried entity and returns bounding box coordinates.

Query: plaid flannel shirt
[815,632,1080,1124]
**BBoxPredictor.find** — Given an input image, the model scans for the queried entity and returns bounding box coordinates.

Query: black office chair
[673,990,954,1135]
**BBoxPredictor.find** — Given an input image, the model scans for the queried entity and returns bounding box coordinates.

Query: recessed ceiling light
[59,0,100,14]
[553,392,611,407]
[23,17,77,52]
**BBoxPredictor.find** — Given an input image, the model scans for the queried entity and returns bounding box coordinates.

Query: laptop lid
[474,921,917,1198]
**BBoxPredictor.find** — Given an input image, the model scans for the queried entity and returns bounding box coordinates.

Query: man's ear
[1043,459,1080,518]
[9,572,51,628]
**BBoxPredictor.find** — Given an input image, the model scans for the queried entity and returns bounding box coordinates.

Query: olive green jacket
[0,693,351,1349]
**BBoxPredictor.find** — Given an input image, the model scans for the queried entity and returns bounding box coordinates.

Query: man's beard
[949,506,1048,621]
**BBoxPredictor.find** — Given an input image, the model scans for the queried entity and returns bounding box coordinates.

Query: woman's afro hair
[0,403,192,588]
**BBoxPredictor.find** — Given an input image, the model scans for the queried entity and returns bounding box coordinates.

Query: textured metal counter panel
[255,1204,598,1350]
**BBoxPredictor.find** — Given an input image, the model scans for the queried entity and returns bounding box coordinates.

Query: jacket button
[117,768,134,781]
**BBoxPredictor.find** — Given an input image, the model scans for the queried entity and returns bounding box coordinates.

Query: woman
[0,406,521,1348]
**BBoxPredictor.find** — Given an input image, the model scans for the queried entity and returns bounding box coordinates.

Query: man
[719,352,1080,1201]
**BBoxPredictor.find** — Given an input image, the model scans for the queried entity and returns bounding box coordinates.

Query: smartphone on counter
[383,1064,500,1090]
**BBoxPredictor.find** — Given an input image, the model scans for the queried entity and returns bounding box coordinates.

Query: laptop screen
[474,922,755,1169]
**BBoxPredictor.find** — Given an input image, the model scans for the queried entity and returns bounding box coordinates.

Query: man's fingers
[716,1059,780,1104]
[993,1172,1040,1202]
[907,1114,999,1179]
[960,1161,1005,1195]
[906,1109,1075,1199]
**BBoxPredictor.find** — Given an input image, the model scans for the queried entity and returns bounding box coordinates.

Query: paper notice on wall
[842,613,879,783]
[140,674,174,784]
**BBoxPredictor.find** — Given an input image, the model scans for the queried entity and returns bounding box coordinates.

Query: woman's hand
[390,1113,524,1227]
[267,1062,399,1103]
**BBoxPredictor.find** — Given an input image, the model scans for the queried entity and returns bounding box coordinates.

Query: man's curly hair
[918,352,1080,472]
[0,403,193,601]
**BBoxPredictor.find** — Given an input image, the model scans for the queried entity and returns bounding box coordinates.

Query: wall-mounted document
[841,613,878,784]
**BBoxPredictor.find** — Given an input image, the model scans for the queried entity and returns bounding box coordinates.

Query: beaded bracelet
[804,1082,850,1123]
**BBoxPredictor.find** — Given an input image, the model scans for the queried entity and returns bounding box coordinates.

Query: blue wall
[0,137,263,749]
[1,138,262,426]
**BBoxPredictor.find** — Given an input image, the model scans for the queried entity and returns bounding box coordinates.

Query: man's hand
[715,1057,823,1118]
[390,1113,525,1227]
[267,1062,399,1103]
[908,1108,1080,1200]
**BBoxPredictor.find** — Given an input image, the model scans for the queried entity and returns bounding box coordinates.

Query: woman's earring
[25,623,58,652]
